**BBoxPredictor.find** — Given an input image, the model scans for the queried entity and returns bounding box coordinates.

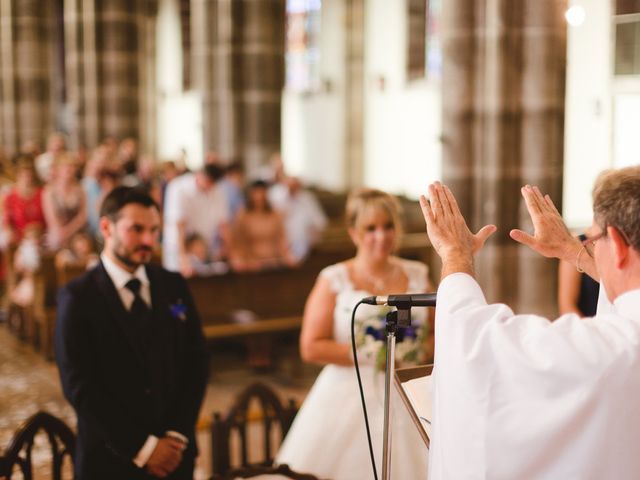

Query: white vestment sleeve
[429,273,640,480]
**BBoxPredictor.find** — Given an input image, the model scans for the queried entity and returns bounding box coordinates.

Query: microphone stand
[382,306,411,480]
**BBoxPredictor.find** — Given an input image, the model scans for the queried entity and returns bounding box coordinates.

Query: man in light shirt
[55,187,208,479]
[269,176,328,262]
[162,163,228,277]
[422,166,640,479]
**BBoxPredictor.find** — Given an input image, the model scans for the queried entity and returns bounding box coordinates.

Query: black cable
[351,300,379,480]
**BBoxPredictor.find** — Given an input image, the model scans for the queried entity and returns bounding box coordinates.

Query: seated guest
[558,232,600,316]
[3,155,47,245]
[159,160,180,211]
[184,233,228,276]
[19,140,41,158]
[42,154,87,250]
[55,231,99,270]
[131,155,162,206]
[230,180,296,272]
[269,176,328,262]
[116,137,138,177]
[35,132,66,183]
[163,163,228,277]
[9,224,43,308]
[82,147,115,237]
[219,161,246,219]
[94,168,121,218]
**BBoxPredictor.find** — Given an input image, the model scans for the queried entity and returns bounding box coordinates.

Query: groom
[55,186,208,479]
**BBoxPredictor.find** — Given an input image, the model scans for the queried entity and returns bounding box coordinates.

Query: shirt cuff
[166,430,188,445]
[133,435,158,468]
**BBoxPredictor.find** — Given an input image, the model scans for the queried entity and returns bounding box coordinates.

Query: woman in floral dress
[276,188,434,479]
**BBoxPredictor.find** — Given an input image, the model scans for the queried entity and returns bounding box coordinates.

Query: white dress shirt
[162,173,229,271]
[101,253,151,310]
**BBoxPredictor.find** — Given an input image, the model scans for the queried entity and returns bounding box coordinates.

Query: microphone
[362,293,437,308]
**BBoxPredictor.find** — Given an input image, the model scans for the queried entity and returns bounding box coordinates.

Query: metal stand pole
[382,306,412,480]
[382,311,398,480]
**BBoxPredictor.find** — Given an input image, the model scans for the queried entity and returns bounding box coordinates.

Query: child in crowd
[54,231,99,270]
[184,233,229,276]
[10,224,43,307]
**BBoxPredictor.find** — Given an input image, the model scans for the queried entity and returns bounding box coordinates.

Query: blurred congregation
[0,135,329,306]
[1,0,639,478]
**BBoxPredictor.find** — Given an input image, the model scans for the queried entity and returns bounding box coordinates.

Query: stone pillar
[0,0,56,154]
[442,0,566,316]
[64,0,157,150]
[191,0,217,159]
[137,0,159,154]
[517,1,567,315]
[345,0,365,187]
[192,0,285,173]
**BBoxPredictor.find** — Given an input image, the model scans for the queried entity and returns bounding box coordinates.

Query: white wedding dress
[276,259,430,479]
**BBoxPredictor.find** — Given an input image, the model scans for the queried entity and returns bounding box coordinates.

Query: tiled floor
[0,324,320,479]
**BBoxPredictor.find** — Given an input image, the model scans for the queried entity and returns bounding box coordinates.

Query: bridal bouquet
[353,305,427,372]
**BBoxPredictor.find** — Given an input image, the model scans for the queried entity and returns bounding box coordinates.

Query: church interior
[1,0,639,478]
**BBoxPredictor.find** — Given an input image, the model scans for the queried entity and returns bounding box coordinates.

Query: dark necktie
[125,278,151,331]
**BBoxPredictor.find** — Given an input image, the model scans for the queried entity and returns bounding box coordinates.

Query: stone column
[191,0,217,158]
[345,0,365,187]
[192,0,285,173]
[441,0,566,316]
[0,0,56,154]
[64,0,157,150]
[137,0,159,154]
[517,1,567,315]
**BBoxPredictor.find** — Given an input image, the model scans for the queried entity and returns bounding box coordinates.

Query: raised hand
[420,182,496,279]
[509,185,580,262]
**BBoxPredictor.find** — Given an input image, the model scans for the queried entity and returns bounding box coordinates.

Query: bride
[276,188,433,479]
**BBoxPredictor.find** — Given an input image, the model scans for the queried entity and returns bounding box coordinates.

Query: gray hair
[592,166,640,250]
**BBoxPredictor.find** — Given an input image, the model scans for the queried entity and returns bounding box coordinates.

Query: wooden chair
[212,463,320,479]
[211,382,298,478]
[0,411,75,480]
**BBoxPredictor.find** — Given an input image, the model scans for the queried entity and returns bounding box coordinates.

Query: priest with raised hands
[420,166,640,479]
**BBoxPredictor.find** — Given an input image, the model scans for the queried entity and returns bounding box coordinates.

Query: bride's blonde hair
[345,188,403,237]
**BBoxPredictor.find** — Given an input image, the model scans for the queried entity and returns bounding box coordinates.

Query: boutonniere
[169,300,188,322]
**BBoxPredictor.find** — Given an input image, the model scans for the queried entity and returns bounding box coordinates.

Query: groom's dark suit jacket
[55,261,208,480]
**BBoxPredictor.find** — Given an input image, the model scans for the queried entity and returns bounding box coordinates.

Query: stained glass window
[286,0,322,91]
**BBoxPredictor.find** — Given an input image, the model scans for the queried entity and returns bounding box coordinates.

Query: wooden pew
[191,233,432,343]
[188,266,321,340]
